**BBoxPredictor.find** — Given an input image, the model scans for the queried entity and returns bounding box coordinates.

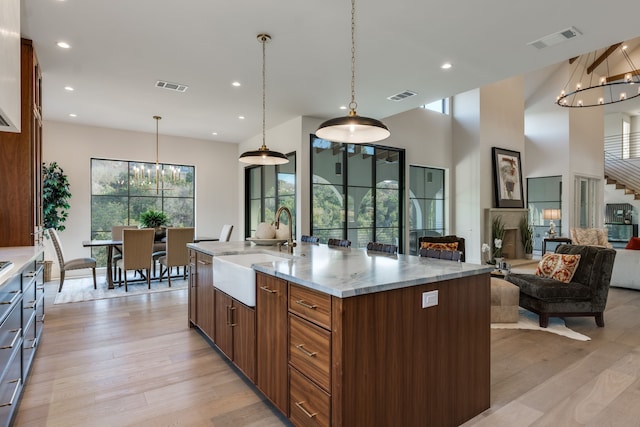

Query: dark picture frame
[492,147,524,208]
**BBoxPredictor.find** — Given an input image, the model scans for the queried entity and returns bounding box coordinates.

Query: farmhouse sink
[213,253,290,307]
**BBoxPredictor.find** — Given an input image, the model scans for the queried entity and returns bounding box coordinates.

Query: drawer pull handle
[197,260,211,265]
[260,286,277,294]
[0,378,21,408]
[295,299,317,310]
[294,401,317,418]
[39,314,46,323]
[295,344,317,358]
[0,291,21,306]
[25,271,36,278]
[1,328,22,350]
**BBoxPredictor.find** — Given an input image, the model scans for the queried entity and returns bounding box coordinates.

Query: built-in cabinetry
[188,248,490,426]
[0,39,43,247]
[188,250,256,382]
[0,250,44,426]
[255,272,288,415]
[606,223,638,247]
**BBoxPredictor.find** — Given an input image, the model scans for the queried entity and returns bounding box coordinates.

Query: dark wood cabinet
[256,272,289,415]
[195,254,214,340]
[214,289,256,382]
[0,39,43,247]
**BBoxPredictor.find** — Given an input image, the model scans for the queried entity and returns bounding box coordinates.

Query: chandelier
[556,41,640,108]
[315,0,390,143]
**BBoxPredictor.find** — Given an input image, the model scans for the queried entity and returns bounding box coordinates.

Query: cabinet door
[232,301,256,382]
[256,272,288,415]
[188,250,197,326]
[196,254,214,339]
[214,290,233,359]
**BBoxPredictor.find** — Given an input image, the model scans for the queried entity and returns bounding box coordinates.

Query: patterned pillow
[420,241,458,251]
[535,253,581,283]
[573,228,599,246]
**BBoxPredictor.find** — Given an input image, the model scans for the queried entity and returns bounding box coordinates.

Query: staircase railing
[604,131,640,197]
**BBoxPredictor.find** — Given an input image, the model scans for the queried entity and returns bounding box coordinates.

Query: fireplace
[485,208,529,260]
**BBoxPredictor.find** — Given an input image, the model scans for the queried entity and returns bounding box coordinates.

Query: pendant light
[239,34,289,165]
[315,0,390,144]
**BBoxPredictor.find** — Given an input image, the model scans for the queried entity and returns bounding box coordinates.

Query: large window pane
[527,176,562,253]
[90,158,195,266]
[409,165,445,255]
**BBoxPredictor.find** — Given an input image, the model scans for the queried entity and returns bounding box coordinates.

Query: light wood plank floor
[14,281,640,426]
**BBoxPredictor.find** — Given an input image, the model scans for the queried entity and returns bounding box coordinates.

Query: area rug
[53,276,187,305]
[491,308,591,341]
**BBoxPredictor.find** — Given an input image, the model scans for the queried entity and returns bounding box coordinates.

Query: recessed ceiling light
[212,132,218,136]
[69,113,77,117]
[56,41,71,49]
[64,86,74,91]
[232,81,241,87]
[238,116,245,120]
[441,62,452,70]
[339,105,347,110]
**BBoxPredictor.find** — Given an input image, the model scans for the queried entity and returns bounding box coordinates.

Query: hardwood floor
[14,281,640,426]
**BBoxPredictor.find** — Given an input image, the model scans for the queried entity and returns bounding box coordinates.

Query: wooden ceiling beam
[587,43,622,74]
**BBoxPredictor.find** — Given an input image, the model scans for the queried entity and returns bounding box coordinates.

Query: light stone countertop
[188,241,493,298]
[0,246,45,288]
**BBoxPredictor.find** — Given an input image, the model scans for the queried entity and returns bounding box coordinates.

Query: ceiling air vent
[155,80,189,92]
[387,90,417,101]
[527,26,582,50]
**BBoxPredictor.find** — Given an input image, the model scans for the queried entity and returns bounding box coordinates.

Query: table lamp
[543,209,561,237]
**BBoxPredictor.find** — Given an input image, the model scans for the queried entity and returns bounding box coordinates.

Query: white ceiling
[20,0,640,143]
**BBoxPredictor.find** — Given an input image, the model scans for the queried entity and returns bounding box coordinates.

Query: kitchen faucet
[275,206,296,253]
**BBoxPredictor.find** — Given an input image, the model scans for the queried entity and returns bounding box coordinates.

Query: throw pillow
[420,241,458,251]
[535,253,581,283]
[626,237,640,250]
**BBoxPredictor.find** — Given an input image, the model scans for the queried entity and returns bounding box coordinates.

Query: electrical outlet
[422,290,438,308]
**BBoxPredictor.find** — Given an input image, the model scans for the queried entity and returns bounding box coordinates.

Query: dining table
[82,239,166,289]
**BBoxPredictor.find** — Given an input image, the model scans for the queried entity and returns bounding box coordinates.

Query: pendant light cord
[261,35,268,150]
[349,0,357,114]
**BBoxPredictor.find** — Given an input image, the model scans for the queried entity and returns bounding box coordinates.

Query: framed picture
[492,147,524,208]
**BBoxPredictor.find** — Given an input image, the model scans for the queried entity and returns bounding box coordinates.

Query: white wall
[43,120,239,276]
[0,0,21,132]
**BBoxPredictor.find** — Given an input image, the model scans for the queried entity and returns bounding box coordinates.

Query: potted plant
[139,209,170,241]
[42,162,72,281]
[492,215,505,264]
[519,215,534,259]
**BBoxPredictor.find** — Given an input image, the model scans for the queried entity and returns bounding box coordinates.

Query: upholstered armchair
[418,235,466,262]
[570,228,613,248]
[506,244,616,327]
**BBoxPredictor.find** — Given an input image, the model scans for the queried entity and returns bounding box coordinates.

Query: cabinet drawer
[289,284,331,330]
[0,305,22,377]
[0,277,21,324]
[289,314,330,392]
[0,346,23,424]
[290,366,330,427]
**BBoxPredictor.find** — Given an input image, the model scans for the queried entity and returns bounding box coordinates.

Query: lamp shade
[239,145,289,165]
[316,113,390,144]
[543,209,561,221]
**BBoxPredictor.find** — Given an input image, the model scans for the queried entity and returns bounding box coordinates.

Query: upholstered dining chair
[366,241,398,254]
[158,227,194,287]
[210,224,234,242]
[111,225,137,280]
[116,228,155,291]
[48,228,97,292]
[328,238,351,247]
[301,235,320,243]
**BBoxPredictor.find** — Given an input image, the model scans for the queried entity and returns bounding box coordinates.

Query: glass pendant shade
[316,112,390,143]
[239,144,289,165]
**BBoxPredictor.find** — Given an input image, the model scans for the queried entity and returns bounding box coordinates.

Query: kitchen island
[187,241,493,427]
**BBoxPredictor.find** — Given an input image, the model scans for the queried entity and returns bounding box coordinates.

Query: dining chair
[301,235,320,243]
[328,238,351,247]
[158,227,194,287]
[48,228,97,292]
[111,225,137,280]
[366,241,398,254]
[116,228,155,291]
[210,224,233,242]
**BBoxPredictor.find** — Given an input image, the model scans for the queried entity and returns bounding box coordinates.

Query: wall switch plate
[422,290,438,308]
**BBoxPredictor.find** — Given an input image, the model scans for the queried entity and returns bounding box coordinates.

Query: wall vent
[527,26,582,50]
[387,90,417,101]
[155,80,189,92]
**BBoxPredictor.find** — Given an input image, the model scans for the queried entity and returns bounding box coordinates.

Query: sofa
[418,235,466,262]
[506,244,616,327]
[610,248,640,290]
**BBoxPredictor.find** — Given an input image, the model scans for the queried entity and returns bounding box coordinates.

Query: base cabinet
[0,250,44,427]
[188,250,214,339]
